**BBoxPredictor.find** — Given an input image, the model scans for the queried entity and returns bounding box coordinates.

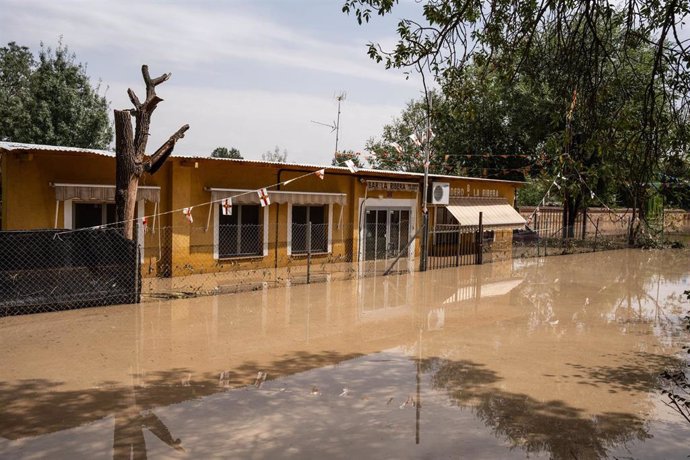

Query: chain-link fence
[3,209,679,316]
[139,223,417,301]
[0,229,139,316]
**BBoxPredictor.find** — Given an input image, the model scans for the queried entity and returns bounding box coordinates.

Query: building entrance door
[364,208,411,261]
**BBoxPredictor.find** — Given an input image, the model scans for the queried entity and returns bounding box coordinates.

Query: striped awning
[208,188,347,206]
[53,183,161,202]
[446,197,526,230]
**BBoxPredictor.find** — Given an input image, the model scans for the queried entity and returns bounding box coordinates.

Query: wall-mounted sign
[367,180,419,192]
[450,187,500,197]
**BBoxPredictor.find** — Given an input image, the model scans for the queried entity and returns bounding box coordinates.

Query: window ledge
[217,255,265,262]
[290,251,331,258]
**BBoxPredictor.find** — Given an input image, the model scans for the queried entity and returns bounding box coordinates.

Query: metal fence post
[476,212,483,265]
[306,221,312,284]
[456,225,462,267]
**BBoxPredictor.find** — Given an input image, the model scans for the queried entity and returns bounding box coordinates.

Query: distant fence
[0,229,140,316]
[518,206,690,238]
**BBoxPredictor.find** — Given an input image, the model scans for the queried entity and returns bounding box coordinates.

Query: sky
[0,0,428,164]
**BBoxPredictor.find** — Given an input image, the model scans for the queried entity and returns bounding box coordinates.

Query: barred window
[218,205,263,258]
[291,205,327,254]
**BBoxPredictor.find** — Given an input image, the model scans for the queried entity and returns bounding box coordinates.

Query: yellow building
[1,142,525,285]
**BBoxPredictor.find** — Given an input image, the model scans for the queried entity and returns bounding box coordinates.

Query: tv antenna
[311,91,347,154]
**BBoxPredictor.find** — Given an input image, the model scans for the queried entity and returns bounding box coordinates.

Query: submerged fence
[0,229,140,316]
[4,206,682,316]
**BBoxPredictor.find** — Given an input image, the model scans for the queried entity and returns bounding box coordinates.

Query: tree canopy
[211,146,243,159]
[0,41,112,149]
[343,0,690,235]
[332,150,366,168]
[262,145,288,163]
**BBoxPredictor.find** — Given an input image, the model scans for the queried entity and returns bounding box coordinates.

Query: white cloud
[2,0,412,85]
[1,0,421,162]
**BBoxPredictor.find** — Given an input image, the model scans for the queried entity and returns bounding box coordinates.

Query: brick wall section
[519,207,690,235]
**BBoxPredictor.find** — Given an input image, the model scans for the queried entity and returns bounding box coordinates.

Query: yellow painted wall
[1,149,522,277]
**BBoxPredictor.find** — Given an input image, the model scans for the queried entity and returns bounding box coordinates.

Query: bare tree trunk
[115,110,140,240]
[114,65,189,240]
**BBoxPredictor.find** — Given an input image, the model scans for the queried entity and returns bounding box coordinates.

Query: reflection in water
[424,357,651,459]
[113,387,184,459]
[0,249,688,459]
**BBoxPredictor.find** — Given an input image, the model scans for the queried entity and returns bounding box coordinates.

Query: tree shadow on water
[422,357,651,460]
[0,349,364,458]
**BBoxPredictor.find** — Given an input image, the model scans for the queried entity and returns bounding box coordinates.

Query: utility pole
[420,95,432,272]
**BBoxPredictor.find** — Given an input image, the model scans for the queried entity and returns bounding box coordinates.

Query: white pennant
[257,188,270,207]
[183,207,193,223]
[221,197,233,216]
[344,159,358,174]
[315,169,325,180]
[389,142,403,154]
[409,133,421,147]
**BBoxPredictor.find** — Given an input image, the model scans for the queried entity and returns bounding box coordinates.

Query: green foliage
[517,181,550,207]
[365,95,441,173]
[211,146,243,159]
[262,145,288,163]
[343,0,690,241]
[659,154,690,209]
[332,150,366,168]
[0,40,112,149]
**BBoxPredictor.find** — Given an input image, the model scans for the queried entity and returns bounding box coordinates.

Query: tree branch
[127,88,142,109]
[144,124,190,174]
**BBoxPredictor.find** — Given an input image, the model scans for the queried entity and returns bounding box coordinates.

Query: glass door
[364,208,411,261]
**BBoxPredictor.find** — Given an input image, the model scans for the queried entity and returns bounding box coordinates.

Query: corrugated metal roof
[0,141,115,157]
[0,141,525,185]
[446,197,526,229]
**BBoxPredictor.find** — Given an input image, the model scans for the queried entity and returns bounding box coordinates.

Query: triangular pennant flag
[315,169,325,180]
[183,207,193,223]
[257,188,270,207]
[141,216,149,233]
[553,181,561,190]
[389,142,403,154]
[344,159,358,173]
[409,133,421,147]
[221,197,233,216]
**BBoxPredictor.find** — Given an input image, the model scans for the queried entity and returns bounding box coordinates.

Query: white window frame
[357,198,416,263]
[213,203,269,260]
[286,203,333,256]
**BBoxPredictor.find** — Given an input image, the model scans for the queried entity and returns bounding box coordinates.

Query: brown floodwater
[1,249,689,459]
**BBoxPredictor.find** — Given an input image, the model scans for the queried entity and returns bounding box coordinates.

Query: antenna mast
[334,92,346,154]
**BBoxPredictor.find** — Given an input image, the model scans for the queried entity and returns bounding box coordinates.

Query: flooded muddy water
[1,249,689,459]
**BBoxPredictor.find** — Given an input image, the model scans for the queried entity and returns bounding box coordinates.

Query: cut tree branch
[145,124,190,174]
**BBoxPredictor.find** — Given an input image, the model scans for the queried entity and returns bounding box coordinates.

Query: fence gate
[427,224,482,270]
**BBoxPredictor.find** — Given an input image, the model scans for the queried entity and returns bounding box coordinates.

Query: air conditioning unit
[429,182,450,205]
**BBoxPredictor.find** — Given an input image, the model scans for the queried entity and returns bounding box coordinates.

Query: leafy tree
[262,145,288,163]
[211,146,243,159]
[0,40,112,148]
[365,94,443,173]
[332,150,366,168]
[343,1,690,241]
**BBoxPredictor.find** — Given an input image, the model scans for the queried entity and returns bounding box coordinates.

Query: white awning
[52,183,160,202]
[446,197,526,230]
[208,188,347,206]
